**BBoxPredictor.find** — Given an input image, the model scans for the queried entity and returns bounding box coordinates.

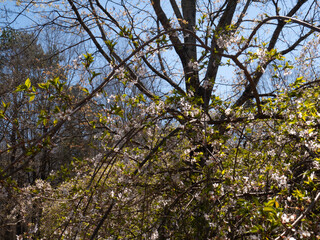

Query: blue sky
[1,0,318,101]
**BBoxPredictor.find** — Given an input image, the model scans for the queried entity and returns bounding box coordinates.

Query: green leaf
[38,82,47,89]
[25,78,31,88]
[263,206,277,214]
[91,71,101,78]
[265,198,275,207]
[82,88,89,94]
[29,94,35,102]
[251,225,260,233]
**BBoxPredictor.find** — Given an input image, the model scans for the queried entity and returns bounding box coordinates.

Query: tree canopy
[1,0,320,239]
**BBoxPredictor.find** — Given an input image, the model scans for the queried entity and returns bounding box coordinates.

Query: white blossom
[225,108,232,116]
[188,60,199,71]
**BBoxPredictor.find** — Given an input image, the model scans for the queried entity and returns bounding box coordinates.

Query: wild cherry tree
[2,0,320,239]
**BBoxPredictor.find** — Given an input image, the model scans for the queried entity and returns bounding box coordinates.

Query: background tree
[0,28,98,239]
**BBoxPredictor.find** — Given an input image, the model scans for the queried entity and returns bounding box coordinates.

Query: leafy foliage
[1,0,320,239]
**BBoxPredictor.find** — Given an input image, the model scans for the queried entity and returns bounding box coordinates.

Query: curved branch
[275,191,320,240]
[67,0,112,63]
[90,199,115,240]
[238,15,320,57]
[70,0,154,99]
[280,29,314,55]
[134,127,182,175]
[2,28,185,179]
[141,55,186,95]
[169,0,184,28]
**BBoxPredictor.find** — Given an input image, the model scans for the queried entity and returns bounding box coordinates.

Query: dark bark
[234,0,308,108]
